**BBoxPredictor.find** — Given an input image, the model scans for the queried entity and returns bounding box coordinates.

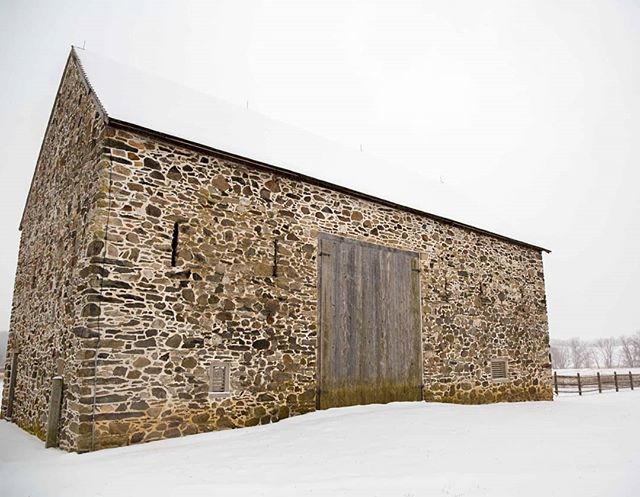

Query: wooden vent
[491,359,508,380]
[209,362,230,394]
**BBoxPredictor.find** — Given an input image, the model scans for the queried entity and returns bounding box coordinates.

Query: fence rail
[554,371,639,395]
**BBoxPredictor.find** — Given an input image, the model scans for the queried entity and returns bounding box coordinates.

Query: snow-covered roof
[73,48,548,252]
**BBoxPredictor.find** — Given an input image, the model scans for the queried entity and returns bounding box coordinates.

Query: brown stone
[216,417,236,429]
[143,157,161,170]
[81,303,100,317]
[165,334,182,348]
[145,204,161,218]
[167,166,182,180]
[192,413,210,423]
[254,263,273,277]
[182,357,197,368]
[108,422,130,435]
[87,239,104,257]
[252,339,270,350]
[133,357,151,368]
[151,387,167,399]
[135,337,156,347]
[212,175,230,191]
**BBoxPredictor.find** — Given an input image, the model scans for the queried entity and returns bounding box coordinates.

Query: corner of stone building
[1,49,111,450]
[535,248,554,398]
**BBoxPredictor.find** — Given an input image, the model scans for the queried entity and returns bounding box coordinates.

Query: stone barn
[1,48,553,452]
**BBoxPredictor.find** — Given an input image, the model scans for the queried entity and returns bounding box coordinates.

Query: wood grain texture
[318,233,422,409]
[45,376,63,448]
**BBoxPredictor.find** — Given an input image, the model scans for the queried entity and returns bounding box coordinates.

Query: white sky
[0,0,638,341]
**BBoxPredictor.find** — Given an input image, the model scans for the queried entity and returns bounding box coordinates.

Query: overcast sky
[0,0,638,341]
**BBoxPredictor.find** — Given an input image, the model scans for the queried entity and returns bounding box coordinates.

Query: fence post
[614,371,619,392]
[553,371,558,395]
[577,372,582,396]
[597,372,602,393]
[629,372,634,391]
[45,376,63,448]
[6,352,19,420]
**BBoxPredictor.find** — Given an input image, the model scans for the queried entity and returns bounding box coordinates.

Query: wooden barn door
[317,233,422,409]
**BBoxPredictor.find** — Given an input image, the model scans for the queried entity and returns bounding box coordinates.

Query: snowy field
[1,393,638,497]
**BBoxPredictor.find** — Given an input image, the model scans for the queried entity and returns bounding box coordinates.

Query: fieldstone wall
[4,52,552,452]
[0,53,107,451]
[82,125,552,449]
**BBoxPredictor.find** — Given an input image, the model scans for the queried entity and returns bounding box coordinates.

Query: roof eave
[107,117,551,254]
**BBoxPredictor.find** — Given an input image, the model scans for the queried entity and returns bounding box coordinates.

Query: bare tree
[568,337,592,369]
[619,336,632,367]
[595,337,616,368]
[551,344,570,369]
[619,331,640,367]
[591,348,601,369]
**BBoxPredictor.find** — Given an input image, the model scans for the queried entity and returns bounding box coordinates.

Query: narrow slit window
[272,239,278,277]
[491,358,508,380]
[170,222,179,267]
[209,361,231,394]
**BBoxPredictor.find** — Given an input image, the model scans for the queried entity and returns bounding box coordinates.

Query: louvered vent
[209,362,230,394]
[491,359,508,380]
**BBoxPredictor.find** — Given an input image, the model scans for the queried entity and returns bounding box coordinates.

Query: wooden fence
[554,371,640,395]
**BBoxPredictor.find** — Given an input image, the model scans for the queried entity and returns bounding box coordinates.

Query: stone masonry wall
[83,124,552,449]
[1,52,108,451]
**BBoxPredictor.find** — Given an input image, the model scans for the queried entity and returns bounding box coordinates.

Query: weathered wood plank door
[317,233,422,409]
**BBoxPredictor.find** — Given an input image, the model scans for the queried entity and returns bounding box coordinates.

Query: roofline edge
[19,47,110,232]
[107,118,551,254]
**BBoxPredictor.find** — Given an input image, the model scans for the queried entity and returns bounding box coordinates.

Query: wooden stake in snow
[6,352,19,419]
[597,372,602,393]
[45,376,63,448]
[577,373,582,396]
[629,372,634,391]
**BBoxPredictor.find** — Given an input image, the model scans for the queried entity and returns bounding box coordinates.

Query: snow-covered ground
[1,393,638,497]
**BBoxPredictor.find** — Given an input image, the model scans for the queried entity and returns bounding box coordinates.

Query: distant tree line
[551,331,640,369]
